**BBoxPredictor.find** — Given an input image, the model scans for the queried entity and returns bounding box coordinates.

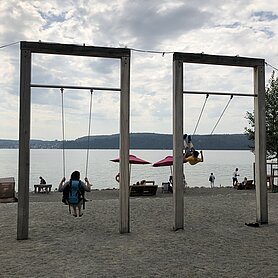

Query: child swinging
[183,134,204,165]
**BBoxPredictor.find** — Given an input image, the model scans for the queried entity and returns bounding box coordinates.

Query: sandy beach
[1,187,278,278]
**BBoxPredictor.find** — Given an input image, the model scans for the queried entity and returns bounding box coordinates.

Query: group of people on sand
[209,168,249,189]
[232,168,250,189]
[114,133,204,183]
[113,134,203,193]
[53,134,249,218]
[183,136,250,189]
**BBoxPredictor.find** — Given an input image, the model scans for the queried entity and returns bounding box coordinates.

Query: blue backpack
[62,180,86,214]
[68,180,82,204]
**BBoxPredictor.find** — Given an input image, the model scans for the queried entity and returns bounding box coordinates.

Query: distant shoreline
[0,133,252,150]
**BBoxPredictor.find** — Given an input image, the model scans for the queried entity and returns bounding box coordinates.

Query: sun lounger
[236,180,255,190]
[244,180,255,189]
[129,181,158,196]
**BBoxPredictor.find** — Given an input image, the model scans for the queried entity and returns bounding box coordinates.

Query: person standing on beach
[209,173,215,188]
[59,171,92,217]
[183,134,204,165]
[232,168,240,187]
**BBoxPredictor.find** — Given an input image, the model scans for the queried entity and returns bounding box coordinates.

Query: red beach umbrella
[152,155,174,176]
[153,156,188,187]
[110,154,151,165]
[152,155,173,167]
[110,154,151,182]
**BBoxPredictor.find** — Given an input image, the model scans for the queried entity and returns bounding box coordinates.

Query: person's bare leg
[184,135,195,158]
[78,203,83,217]
[72,205,77,217]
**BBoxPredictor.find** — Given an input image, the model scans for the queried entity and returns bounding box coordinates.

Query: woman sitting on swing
[59,171,92,217]
[183,134,204,165]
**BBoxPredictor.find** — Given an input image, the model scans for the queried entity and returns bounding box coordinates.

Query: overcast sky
[0,0,277,140]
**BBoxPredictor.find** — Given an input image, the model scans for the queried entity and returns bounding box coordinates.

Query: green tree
[245,71,278,161]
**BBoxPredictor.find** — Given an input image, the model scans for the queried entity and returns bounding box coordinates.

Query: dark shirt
[40,178,46,184]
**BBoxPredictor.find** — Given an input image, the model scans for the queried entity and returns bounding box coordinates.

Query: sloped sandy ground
[0,188,278,277]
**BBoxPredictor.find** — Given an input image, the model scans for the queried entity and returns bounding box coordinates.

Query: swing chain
[85,89,93,178]
[192,93,209,137]
[190,93,233,137]
[210,94,233,135]
[60,88,66,178]
[61,88,93,179]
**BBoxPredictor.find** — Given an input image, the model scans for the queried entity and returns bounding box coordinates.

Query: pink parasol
[153,156,187,186]
[110,154,151,165]
[152,156,173,167]
[111,154,151,182]
[152,155,173,176]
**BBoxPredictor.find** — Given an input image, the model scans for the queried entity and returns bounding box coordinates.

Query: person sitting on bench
[237,177,248,190]
[39,176,46,184]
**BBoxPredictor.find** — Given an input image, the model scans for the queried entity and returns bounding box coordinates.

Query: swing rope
[192,93,209,137]
[60,88,93,179]
[210,95,233,135]
[60,88,66,178]
[85,89,93,178]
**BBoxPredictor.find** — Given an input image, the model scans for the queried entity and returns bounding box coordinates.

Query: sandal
[245,222,259,227]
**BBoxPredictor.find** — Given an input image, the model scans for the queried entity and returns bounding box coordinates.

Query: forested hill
[0,133,252,150]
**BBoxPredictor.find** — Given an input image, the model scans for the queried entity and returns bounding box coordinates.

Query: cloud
[94,1,212,49]
[1,0,278,139]
[252,11,278,22]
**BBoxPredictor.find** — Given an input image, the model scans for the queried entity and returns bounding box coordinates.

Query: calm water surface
[0,149,255,192]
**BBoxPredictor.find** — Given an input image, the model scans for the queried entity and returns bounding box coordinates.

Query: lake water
[0,149,256,192]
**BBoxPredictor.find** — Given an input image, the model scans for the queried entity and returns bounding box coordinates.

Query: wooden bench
[34,184,52,193]
[129,181,158,196]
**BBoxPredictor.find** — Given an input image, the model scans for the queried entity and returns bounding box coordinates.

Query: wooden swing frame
[17,41,131,239]
[17,42,267,238]
[172,52,267,230]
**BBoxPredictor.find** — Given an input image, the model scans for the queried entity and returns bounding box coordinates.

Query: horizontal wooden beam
[20,41,130,59]
[31,84,120,92]
[174,52,265,68]
[184,90,257,97]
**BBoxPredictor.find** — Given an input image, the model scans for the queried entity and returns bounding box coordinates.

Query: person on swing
[183,134,204,165]
[59,171,92,217]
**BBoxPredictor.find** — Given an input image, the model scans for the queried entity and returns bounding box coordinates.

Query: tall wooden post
[173,57,184,230]
[17,49,32,240]
[119,55,130,233]
[254,65,268,224]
